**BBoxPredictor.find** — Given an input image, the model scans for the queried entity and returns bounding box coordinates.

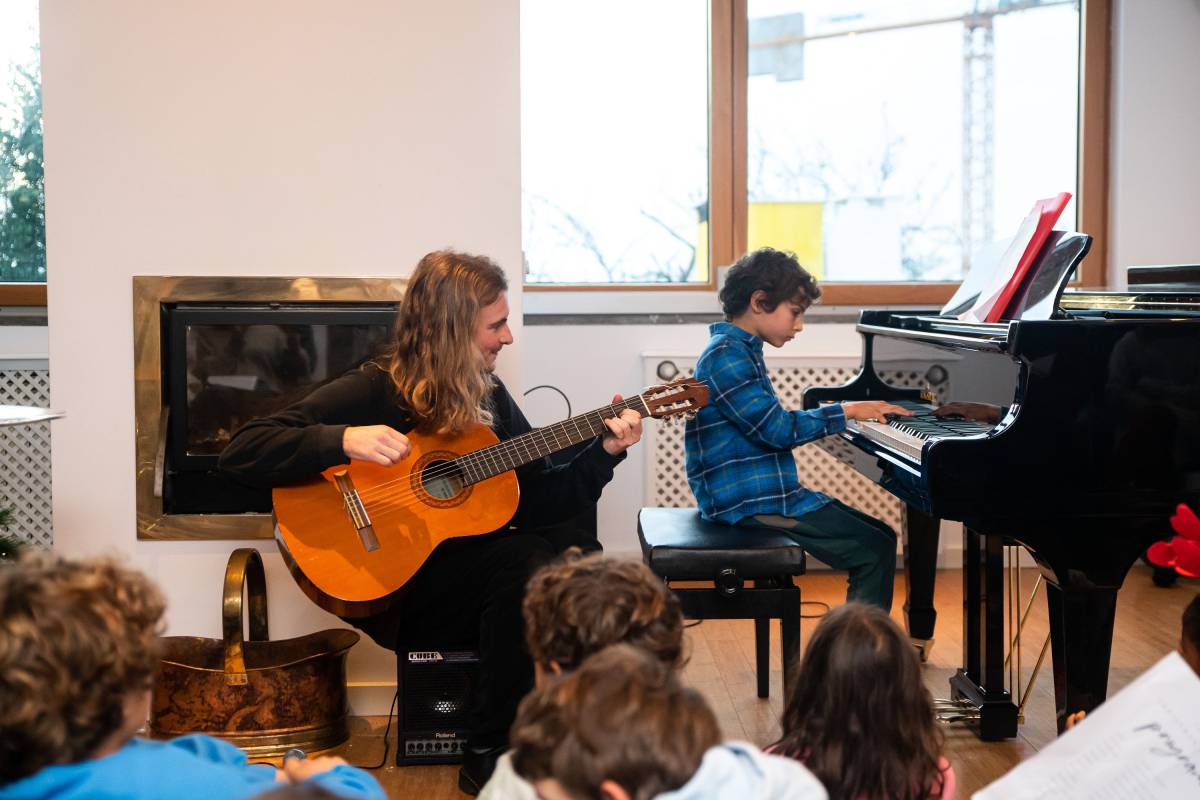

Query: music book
[959,192,1071,323]
[940,237,1014,317]
[973,651,1200,799]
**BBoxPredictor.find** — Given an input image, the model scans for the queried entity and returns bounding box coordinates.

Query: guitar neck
[456,395,649,485]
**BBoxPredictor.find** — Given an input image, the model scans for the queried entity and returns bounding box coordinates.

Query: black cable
[354,688,399,770]
[522,384,571,419]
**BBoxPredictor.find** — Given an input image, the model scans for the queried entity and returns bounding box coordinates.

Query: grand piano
[804,234,1200,740]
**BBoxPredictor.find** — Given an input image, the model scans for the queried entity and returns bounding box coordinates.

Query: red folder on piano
[962,192,1071,323]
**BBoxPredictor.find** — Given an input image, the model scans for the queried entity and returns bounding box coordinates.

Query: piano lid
[1127,264,1200,291]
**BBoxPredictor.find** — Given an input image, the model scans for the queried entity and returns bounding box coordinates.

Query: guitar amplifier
[396,649,479,765]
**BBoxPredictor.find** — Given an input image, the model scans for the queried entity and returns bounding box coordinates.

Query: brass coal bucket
[150,548,360,757]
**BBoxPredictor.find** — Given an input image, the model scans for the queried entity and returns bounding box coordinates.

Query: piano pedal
[933,697,979,725]
[910,637,934,663]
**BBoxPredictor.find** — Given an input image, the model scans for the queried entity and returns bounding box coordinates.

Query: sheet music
[940,237,1013,317]
[960,210,1039,322]
[973,652,1200,799]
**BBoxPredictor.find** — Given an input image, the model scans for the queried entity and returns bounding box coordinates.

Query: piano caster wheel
[911,637,933,663]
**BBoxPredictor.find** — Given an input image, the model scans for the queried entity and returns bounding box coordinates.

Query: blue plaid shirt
[685,322,847,524]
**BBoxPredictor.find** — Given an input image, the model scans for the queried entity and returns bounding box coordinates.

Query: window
[521,0,711,285]
[0,0,45,305]
[521,0,1109,300]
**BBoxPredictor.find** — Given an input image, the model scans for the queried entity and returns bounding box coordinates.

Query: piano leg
[1046,583,1118,734]
[951,526,1018,740]
[902,504,939,660]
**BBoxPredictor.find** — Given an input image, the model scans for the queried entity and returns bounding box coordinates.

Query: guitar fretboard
[454,396,648,485]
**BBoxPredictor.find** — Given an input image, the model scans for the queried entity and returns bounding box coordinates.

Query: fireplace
[133,277,406,540]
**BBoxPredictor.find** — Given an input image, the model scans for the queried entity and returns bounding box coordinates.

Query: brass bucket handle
[222,548,269,686]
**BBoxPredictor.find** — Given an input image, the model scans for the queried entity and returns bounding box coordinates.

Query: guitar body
[273,424,519,617]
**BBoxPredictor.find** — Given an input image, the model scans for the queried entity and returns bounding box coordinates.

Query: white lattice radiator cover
[0,368,52,547]
[642,355,948,534]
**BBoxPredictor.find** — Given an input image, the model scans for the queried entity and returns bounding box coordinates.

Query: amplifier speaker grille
[397,649,479,766]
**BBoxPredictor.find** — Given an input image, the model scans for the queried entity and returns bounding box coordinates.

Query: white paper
[960,208,1040,322]
[941,237,1014,317]
[973,652,1200,800]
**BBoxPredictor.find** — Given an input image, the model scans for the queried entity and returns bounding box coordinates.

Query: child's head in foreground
[523,551,685,684]
[775,602,945,800]
[1182,592,1200,675]
[510,644,721,800]
[719,248,821,346]
[0,553,166,783]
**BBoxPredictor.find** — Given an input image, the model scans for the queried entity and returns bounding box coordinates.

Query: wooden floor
[321,566,1197,799]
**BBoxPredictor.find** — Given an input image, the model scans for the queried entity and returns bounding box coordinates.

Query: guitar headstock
[639,377,709,419]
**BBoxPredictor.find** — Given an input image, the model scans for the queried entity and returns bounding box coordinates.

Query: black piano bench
[637,507,806,699]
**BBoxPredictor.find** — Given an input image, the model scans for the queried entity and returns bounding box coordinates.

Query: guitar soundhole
[422,460,464,500]
[411,452,472,509]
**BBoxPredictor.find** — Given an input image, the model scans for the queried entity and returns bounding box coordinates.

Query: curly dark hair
[511,644,720,800]
[523,552,685,672]
[719,247,821,320]
[772,603,946,800]
[0,553,166,783]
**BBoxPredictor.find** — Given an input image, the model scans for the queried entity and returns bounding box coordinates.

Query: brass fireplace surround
[133,276,406,540]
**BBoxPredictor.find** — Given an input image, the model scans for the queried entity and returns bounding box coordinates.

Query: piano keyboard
[844,401,994,462]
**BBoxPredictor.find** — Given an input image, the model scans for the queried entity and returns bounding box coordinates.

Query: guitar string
[353,402,644,511]
[336,384,696,514]
[350,386,696,513]
[354,399,639,500]
[352,411,630,516]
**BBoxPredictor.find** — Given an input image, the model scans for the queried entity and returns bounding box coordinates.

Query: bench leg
[754,618,770,698]
[781,583,800,700]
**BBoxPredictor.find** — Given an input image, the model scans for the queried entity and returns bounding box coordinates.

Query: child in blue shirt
[685,247,912,609]
[0,554,384,800]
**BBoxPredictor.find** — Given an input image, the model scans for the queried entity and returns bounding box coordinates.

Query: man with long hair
[220,250,642,794]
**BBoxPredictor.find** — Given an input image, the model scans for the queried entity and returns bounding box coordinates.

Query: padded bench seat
[637,507,806,698]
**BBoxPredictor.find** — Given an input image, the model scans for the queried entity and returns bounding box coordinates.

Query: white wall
[41,0,521,713]
[1108,0,1200,286]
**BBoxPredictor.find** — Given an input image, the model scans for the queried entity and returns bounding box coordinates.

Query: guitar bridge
[332,470,380,552]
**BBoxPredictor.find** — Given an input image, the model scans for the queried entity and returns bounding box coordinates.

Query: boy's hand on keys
[842,401,914,425]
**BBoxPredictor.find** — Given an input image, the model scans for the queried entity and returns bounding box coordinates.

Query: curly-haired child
[478,552,687,799]
[511,644,826,799]
[0,553,383,800]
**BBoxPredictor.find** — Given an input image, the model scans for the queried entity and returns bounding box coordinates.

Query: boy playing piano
[684,247,912,610]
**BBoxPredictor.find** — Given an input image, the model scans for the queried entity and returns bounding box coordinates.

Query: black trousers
[348,530,555,743]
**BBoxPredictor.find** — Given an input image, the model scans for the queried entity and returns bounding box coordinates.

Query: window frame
[0,283,47,306]
[525,0,1111,302]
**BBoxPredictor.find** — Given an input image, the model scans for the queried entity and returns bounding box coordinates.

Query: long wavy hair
[772,603,946,800]
[385,250,508,434]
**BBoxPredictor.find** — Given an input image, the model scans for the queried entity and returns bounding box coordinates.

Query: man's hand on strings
[343,425,411,466]
[602,394,643,456]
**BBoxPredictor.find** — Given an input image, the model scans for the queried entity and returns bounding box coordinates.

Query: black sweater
[218,363,625,531]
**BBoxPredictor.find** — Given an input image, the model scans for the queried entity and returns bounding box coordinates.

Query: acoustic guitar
[272,377,708,617]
